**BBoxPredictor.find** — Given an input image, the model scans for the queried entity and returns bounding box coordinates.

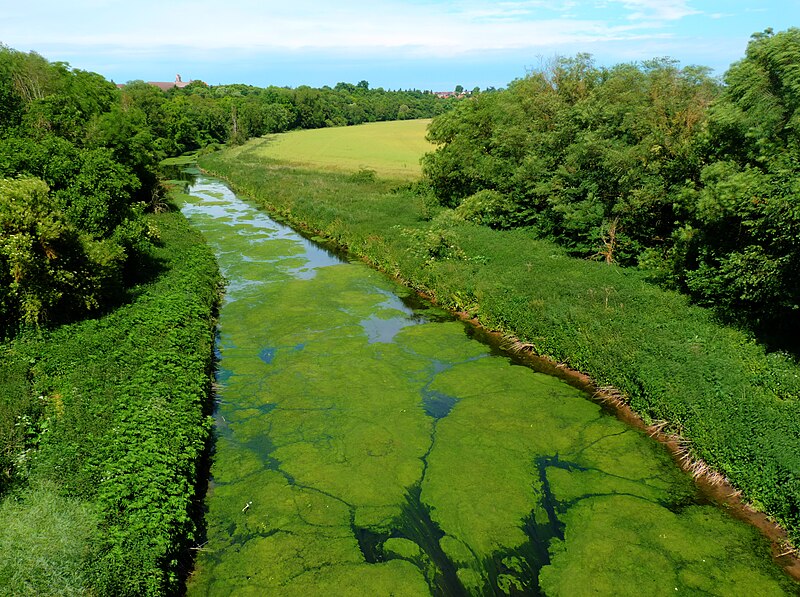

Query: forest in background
[121,78,458,152]
[422,28,800,343]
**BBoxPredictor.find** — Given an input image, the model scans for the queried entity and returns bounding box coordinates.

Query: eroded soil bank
[181,172,798,595]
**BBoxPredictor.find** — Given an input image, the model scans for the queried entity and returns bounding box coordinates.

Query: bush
[454,189,518,229]
[0,211,221,595]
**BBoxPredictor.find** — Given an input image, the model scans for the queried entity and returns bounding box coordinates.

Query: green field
[238,119,433,179]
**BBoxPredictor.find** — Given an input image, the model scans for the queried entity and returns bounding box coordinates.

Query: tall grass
[200,145,800,548]
[0,481,98,596]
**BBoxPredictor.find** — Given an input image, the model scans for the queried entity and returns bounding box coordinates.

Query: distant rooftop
[148,74,191,91]
[116,74,192,90]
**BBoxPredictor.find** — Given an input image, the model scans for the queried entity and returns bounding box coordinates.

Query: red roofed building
[147,74,192,91]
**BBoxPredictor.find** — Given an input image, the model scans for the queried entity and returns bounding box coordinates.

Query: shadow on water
[162,163,200,186]
[179,328,222,592]
[477,456,584,597]
[350,450,717,597]
[350,456,569,597]
[353,485,468,597]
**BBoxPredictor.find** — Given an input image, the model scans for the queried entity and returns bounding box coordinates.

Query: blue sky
[2,1,798,90]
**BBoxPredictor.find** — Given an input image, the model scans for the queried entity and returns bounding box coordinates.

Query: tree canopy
[422,29,800,333]
[0,46,159,335]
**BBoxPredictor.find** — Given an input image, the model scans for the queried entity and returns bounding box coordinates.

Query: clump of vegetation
[0,47,162,336]
[453,189,518,228]
[0,46,222,595]
[1,211,220,595]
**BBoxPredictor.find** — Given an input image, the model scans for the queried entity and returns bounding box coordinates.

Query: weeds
[0,211,221,595]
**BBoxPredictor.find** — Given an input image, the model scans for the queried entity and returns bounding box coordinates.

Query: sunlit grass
[246,119,433,179]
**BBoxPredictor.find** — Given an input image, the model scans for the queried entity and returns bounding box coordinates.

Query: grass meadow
[238,119,433,179]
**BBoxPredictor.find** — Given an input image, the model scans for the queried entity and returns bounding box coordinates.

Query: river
[179,171,796,596]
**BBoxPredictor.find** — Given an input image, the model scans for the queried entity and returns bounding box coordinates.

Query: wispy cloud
[2,0,794,89]
[2,0,700,56]
[612,0,701,21]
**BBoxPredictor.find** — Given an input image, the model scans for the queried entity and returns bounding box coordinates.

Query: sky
[2,1,799,90]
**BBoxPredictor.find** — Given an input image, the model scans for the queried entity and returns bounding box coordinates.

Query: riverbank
[179,167,795,594]
[0,208,221,595]
[199,142,800,571]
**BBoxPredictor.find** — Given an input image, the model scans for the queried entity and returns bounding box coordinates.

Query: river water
[180,172,796,596]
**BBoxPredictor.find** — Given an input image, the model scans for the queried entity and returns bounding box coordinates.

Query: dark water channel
[180,173,796,596]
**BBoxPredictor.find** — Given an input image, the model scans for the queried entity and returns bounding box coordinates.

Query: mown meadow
[251,119,433,179]
[199,121,800,571]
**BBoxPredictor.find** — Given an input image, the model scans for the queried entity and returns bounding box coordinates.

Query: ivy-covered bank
[0,209,221,596]
[199,145,800,559]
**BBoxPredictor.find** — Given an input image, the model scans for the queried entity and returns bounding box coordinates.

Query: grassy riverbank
[0,209,221,595]
[199,137,800,552]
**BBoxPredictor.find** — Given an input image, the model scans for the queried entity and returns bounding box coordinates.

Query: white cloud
[611,0,701,21]
[1,0,694,57]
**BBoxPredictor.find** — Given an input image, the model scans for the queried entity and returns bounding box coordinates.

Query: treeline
[422,28,800,335]
[119,78,458,154]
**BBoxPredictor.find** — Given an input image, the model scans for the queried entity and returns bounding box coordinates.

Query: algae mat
[181,174,796,596]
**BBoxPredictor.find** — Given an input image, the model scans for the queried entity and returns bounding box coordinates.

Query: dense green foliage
[0,211,220,595]
[121,78,458,155]
[200,145,800,553]
[422,29,800,331]
[0,46,161,335]
[0,45,223,594]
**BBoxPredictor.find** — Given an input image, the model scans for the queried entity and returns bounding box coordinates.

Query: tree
[669,28,800,324]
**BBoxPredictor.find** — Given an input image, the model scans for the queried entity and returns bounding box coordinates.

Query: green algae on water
[181,176,797,596]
